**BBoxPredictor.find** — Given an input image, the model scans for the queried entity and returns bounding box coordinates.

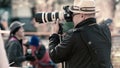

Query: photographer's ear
[81,14,84,18]
[81,14,86,20]
[81,15,83,18]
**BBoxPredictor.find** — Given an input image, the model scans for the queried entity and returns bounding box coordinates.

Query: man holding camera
[49,0,113,68]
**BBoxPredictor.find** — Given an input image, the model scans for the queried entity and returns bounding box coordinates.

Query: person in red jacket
[29,35,56,68]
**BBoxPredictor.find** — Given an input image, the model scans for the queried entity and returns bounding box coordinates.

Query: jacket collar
[11,36,22,45]
[75,18,96,28]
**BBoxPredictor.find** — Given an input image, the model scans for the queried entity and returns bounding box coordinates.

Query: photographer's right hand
[51,19,60,34]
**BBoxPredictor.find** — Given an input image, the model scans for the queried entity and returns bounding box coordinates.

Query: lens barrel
[35,12,59,23]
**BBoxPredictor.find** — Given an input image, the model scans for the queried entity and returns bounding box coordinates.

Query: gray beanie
[9,21,25,32]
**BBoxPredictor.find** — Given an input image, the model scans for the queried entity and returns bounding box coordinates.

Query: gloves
[25,54,35,61]
[34,45,46,60]
[35,50,43,60]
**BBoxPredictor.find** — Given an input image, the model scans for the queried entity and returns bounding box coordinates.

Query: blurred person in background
[0,21,5,30]
[99,18,113,32]
[5,21,35,67]
[49,0,113,68]
[0,12,9,38]
[0,17,5,30]
[0,29,9,68]
[0,11,9,30]
[29,35,56,68]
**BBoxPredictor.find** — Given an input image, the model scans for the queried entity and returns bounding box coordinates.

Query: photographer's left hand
[51,19,60,34]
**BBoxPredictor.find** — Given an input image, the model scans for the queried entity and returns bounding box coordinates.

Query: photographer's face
[72,13,84,26]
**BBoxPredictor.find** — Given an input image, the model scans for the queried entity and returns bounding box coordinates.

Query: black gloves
[25,54,35,61]
[49,34,60,45]
[34,45,46,60]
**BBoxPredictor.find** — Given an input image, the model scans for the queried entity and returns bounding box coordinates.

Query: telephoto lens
[35,12,63,23]
[35,5,73,23]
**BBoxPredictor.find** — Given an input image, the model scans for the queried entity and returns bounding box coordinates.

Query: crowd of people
[1,21,56,68]
[0,0,114,68]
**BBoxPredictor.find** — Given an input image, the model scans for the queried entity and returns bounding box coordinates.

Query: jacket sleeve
[49,30,75,63]
[7,41,26,63]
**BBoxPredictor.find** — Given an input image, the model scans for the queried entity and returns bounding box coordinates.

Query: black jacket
[49,18,112,68]
[5,37,26,67]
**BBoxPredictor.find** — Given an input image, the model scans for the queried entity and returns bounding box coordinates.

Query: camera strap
[59,34,65,68]
[58,24,65,68]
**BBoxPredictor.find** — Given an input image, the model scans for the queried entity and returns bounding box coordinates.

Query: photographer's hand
[51,19,59,34]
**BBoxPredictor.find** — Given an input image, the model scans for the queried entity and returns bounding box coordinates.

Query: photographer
[48,0,113,68]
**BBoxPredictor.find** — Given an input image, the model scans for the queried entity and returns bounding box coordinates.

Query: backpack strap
[9,37,17,41]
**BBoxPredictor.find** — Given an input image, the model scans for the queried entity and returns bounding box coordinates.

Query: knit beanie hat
[29,35,40,47]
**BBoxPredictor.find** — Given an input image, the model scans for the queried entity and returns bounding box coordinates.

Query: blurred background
[0,0,120,68]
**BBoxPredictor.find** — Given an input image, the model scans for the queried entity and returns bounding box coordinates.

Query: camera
[35,6,73,23]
